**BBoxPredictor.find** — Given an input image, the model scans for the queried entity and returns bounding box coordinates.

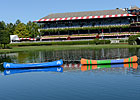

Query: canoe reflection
[81,63,138,71]
[4,67,63,75]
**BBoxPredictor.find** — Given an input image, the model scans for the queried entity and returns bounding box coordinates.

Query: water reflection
[0,48,140,76]
[1,48,140,64]
[1,49,140,100]
[3,67,63,76]
[0,63,140,76]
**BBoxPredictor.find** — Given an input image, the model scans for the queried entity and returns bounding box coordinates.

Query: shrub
[9,40,111,47]
[99,40,111,44]
[40,25,130,35]
[93,39,111,45]
[128,35,140,45]
[93,39,100,45]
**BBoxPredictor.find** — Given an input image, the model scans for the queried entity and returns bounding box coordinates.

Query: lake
[0,48,140,100]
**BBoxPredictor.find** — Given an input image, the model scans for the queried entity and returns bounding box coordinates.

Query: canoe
[81,56,138,65]
[4,67,63,75]
[81,63,138,71]
[3,59,63,69]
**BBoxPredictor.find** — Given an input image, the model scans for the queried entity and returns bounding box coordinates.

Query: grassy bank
[1,44,140,53]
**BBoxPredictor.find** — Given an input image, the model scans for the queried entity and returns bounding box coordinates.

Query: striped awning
[34,14,136,22]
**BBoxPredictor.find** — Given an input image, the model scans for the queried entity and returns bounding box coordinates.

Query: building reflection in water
[0,48,140,64]
[0,48,140,75]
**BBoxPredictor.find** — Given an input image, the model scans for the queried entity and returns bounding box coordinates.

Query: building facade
[35,6,140,36]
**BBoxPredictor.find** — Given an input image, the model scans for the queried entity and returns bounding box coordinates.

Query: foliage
[0,21,10,49]
[0,30,10,49]
[40,25,130,34]
[93,38,100,45]
[26,21,40,38]
[9,40,111,47]
[119,39,128,43]
[93,39,111,45]
[0,63,4,72]
[0,21,6,30]
[1,20,40,39]
[14,23,29,38]
[0,54,12,72]
[128,35,140,45]
[6,23,15,35]
[15,19,21,26]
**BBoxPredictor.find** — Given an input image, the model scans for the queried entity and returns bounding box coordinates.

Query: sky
[0,0,139,24]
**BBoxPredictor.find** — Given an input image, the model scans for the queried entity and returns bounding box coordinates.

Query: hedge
[40,25,130,34]
[9,40,111,47]
[128,35,140,45]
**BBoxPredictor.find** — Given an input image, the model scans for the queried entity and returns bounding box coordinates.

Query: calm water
[0,48,140,100]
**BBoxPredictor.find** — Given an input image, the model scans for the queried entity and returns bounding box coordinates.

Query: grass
[1,44,140,53]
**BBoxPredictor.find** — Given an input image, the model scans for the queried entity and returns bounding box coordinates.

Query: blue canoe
[4,67,63,75]
[3,59,63,69]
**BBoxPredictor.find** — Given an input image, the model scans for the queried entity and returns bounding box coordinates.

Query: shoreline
[0,44,140,53]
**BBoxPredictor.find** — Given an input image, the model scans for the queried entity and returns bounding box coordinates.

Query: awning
[34,14,136,22]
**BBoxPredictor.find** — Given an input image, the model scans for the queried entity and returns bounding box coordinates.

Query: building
[34,6,140,37]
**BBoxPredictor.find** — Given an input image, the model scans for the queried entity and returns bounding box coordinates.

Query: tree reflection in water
[0,48,140,75]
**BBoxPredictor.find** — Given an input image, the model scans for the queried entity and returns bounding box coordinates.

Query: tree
[6,23,15,35]
[0,21,7,49]
[0,30,10,49]
[15,19,21,26]
[0,21,6,30]
[26,21,32,37]
[0,31,2,48]
[26,21,40,38]
[14,23,29,38]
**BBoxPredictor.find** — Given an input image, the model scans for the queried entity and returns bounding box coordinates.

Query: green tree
[0,30,10,49]
[26,21,40,38]
[0,31,2,48]
[0,21,7,48]
[6,23,15,35]
[14,23,29,38]
[0,21,6,30]
[15,19,21,26]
